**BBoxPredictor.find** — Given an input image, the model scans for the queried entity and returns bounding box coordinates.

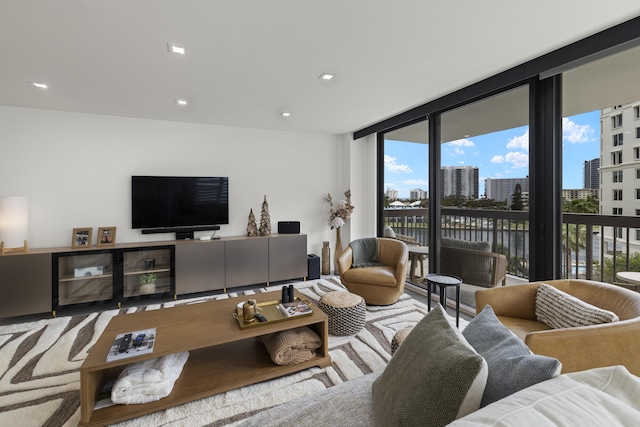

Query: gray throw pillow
[442,237,491,252]
[372,304,488,426]
[463,305,562,407]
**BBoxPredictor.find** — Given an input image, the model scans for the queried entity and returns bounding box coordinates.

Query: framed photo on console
[72,227,93,248]
[97,227,117,246]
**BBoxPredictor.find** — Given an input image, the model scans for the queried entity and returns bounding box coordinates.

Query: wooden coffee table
[79,290,331,427]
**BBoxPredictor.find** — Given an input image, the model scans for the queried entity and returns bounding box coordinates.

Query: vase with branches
[325,190,355,274]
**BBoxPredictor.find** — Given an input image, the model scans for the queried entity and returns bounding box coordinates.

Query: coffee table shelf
[79,290,331,427]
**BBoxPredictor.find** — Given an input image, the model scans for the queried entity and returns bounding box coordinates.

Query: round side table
[425,273,462,327]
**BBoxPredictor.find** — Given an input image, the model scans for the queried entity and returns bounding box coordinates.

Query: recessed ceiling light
[30,82,48,89]
[281,111,291,118]
[176,99,188,106]
[319,73,334,81]
[167,44,187,55]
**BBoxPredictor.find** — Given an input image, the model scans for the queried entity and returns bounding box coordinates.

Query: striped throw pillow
[535,283,619,329]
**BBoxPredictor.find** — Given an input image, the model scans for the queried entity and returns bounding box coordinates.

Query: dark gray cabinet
[0,253,51,318]
[224,237,270,288]
[175,240,225,294]
[175,234,307,294]
[269,234,307,282]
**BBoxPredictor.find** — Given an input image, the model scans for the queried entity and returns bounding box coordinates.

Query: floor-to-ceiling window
[560,42,640,282]
[439,86,530,279]
[382,120,429,245]
[364,16,640,284]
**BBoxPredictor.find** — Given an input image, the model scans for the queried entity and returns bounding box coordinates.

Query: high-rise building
[386,188,398,199]
[440,166,478,198]
[410,188,427,200]
[583,158,600,189]
[485,177,529,206]
[600,103,640,254]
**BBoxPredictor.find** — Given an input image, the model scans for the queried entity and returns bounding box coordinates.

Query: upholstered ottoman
[391,326,414,355]
[318,291,366,336]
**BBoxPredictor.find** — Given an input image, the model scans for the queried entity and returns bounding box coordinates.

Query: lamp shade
[0,197,29,248]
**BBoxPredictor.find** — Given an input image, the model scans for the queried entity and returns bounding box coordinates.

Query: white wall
[0,105,356,257]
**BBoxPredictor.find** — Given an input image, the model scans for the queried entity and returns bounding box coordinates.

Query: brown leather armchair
[337,238,408,305]
[475,279,640,375]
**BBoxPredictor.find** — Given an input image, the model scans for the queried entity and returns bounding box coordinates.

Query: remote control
[118,333,132,353]
[255,313,267,322]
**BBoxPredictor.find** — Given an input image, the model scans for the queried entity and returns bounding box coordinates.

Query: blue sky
[384,110,600,199]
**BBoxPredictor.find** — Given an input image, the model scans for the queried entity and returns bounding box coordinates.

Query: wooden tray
[232,297,314,329]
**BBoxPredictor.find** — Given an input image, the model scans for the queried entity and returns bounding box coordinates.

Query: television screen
[132,176,229,230]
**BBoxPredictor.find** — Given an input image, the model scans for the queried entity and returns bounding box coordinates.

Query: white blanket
[111,351,190,405]
[448,365,640,426]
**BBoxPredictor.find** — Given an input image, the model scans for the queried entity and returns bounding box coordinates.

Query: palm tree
[561,197,597,277]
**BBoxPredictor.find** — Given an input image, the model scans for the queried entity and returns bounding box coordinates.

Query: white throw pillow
[535,283,619,329]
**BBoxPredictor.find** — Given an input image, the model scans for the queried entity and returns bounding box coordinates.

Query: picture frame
[72,228,93,248]
[97,226,117,246]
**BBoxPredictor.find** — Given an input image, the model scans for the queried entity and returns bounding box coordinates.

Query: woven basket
[318,291,366,336]
[391,326,414,355]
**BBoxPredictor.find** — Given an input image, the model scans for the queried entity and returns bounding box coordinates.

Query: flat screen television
[132,176,229,238]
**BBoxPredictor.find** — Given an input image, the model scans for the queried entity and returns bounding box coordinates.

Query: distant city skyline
[384,110,599,199]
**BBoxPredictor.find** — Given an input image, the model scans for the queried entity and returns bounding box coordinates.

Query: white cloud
[505,151,528,168]
[445,138,475,157]
[562,117,594,143]
[449,138,475,147]
[491,155,504,163]
[506,130,529,152]
[384,155,412,173]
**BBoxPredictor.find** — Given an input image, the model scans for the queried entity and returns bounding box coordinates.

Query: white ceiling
[2,1,640,136]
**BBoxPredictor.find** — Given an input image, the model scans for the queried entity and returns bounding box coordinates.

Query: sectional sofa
[236,289,640,427]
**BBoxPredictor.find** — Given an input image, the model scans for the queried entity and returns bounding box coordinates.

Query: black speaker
[278,221,300,234]
[307,254,320,279]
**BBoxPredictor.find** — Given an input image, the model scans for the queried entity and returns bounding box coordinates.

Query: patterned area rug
[0,277,465,426]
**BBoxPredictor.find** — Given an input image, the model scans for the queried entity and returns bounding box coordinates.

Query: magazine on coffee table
[106,328,156,362]
[277,299,313,317]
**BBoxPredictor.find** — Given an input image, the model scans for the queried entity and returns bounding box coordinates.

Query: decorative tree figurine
[259,195,272,236]
[247,208,258,237]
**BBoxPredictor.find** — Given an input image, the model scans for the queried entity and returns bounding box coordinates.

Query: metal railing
[384,207,640,286]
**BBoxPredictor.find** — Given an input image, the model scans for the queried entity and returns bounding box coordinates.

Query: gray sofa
[235,367,640,427]
[236,304,640,427]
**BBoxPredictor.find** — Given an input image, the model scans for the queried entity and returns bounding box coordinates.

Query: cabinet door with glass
[122,246,175,299]
[53,250,115,310]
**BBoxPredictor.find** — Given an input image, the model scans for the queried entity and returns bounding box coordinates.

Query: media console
[0,234,307,318]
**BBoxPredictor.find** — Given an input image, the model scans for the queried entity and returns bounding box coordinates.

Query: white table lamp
[0,196,29,255]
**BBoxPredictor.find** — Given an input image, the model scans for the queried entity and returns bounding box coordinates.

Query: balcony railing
[384,207,640,287]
